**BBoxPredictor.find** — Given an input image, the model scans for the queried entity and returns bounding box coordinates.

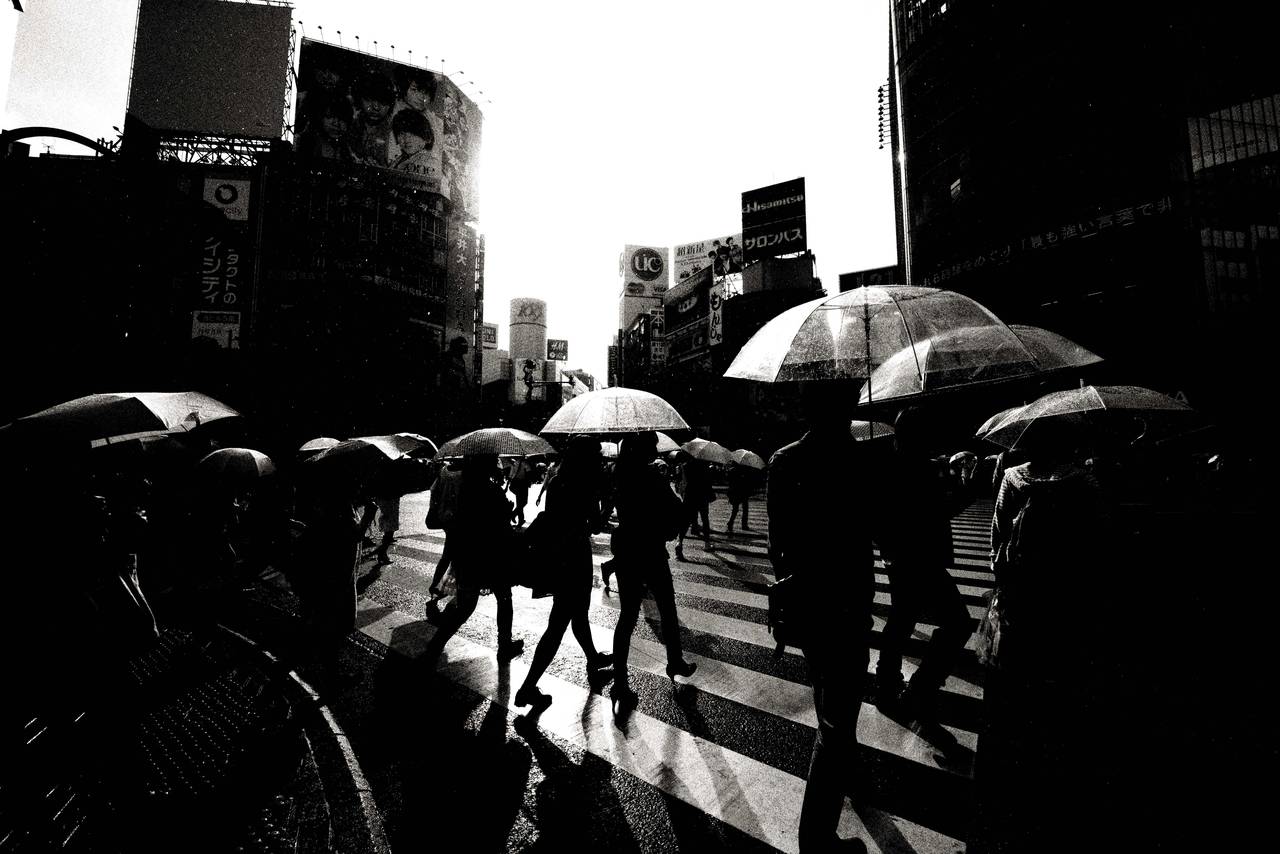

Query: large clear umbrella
[197,447,277,481]
[974,406,1024,441]
[541,387,690,435]
[856,324,1103,405]
[724,286,1014,387]
[850,420,895,441]
[982,385,1202,450]
[654,432,682,454]
[1,391,240,445]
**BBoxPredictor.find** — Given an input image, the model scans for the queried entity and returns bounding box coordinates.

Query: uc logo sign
[630,247,664,281]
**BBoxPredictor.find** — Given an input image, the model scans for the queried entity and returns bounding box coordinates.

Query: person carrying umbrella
[766,382,892,854]
[674,451,714,561]
[607,431,696,717]
[873,407,973,751]
[513,436,614,711]
[506,454,536,527]
[425,452,525,662]
[726,458,761,534]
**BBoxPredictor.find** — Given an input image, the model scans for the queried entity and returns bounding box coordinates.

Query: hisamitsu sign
[742,177,807,265]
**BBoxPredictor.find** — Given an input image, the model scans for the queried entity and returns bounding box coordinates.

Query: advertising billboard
[838,265,898,292]
[547,339,569,361]
[295,40,483,215]
[673,234,745,281]
[128,0,292,138]
[663,266,712,334]
[741,177,807,265]
[709,281,725,347]
[481,322,499,349]
[620,245,670,297]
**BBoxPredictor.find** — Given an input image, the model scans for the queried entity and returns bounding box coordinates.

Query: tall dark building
[889,1,1278,422]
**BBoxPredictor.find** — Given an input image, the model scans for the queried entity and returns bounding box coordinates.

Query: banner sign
[673,234,744,282]
[742,177,807,265]
[708,281,725,347]
[481,322,499,349]
[663,266,711,333]
[203,178,251,221]
[621,245,670,297]
[547,338,568,361]
[295,40,483,215]
[190,310,241,349]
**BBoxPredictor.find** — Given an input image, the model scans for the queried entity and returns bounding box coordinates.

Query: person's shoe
[674,546,686,562]
[874,672,907,713]
[374,552,391,565]
[742,524,752,531]
[497,638,525,660]
[429,585,442,597]
[610,683,638,717]
[513,684,553,711]
[666,659,697,682]
[600,558,615,591]
[726,522,734,534]
[587,651,614,673]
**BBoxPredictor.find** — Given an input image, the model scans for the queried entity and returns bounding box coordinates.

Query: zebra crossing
[354,491,998,854]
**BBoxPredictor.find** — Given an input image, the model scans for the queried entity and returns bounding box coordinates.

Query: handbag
[765,574,800,659]
[975,587,1005,668]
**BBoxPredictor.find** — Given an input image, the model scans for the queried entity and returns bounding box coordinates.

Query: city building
[888,0,1279,422]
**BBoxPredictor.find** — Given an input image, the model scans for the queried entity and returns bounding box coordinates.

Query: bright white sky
[5,0,896,384]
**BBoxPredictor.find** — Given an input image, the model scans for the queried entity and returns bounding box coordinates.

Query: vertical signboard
[741,177,807,265]
[708,281,725,346]
[481,322,499,349]
[191,173,256,350]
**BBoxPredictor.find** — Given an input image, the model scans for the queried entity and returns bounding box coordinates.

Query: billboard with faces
[295,40,482,216]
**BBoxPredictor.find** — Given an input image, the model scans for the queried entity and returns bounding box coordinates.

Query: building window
[950,178,962,201]
[1187,93,1280,172]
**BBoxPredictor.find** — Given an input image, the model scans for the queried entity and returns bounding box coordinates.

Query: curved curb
[216,624,391,854]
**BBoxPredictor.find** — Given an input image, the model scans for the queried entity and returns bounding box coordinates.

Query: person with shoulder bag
[512,436,614,712]
[607,431,696,718]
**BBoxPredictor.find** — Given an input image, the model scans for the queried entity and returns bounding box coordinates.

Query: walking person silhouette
[425,453,524,662]
[606,432,696,717]
[513,436,614,711]
[768,382,890,853]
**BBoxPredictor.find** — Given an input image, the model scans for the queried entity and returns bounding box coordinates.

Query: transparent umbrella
[298,437,341,457]
[352,432,439,458]
[541,387,690,435]
[724,286,1014,387]
[974,406,1024,441]
[982,385,1202,450]
[856,324,1102,405]
[654,432,682,454]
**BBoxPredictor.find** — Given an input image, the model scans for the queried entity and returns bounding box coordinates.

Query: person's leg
[742,497,750,530]
[906,564,973,707]
[523,592,573,689]
[727,500,739,532]
[699,503,712,550]
[798,626,869,852]
[647,562,688,670]
[611,567,645,686]
[875,558,919,704]
[430,535,452,593]
[496,587,515,647]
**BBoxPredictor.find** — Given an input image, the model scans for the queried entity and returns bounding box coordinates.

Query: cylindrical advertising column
[509,297,547,363]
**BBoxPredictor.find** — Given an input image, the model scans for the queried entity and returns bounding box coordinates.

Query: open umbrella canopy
[729,449,767,469]
[352,432,439,457]
[724,286,1012,384]
[856,324,1102,405]
[975,406,1025,440]
[982,385,1201,450]
[540,387,690,434]
[1,391,240,445]
[303,436,407,479]
[197,447,276,480]
[850,420,895,441]
[681,438,734,465]
[298,437,341,456]
[654,432,682,453]
[436,427,556,458]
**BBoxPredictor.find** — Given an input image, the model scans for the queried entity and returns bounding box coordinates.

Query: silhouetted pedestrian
[514,436,613,711]
[506,454,535,526]
[675,453,714,560]
[427,453,524,661]
[425,459,462,597]
[768,381,888,854]
[607,432,695,717]
[726,463,758,533]
[875,407,973,751]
